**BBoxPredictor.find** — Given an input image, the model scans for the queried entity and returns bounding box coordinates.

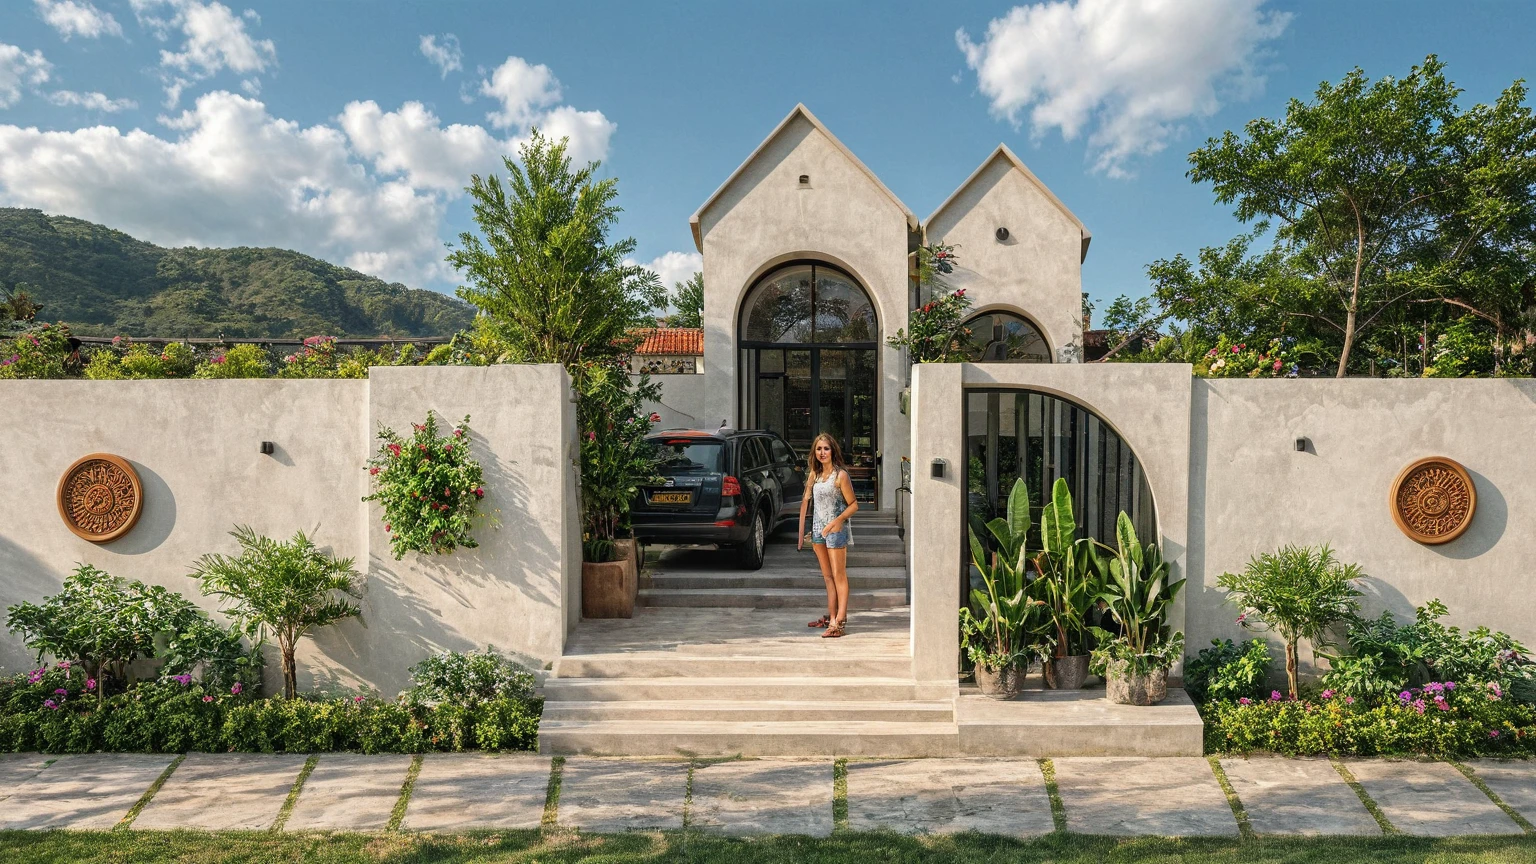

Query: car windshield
[650,438,725,474]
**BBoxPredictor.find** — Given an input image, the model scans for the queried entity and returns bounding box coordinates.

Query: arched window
[741,263,876,345]
[962,311,1051,363]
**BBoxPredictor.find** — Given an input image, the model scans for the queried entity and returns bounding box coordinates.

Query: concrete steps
[551,653,911,679]
[544,676,948,703]
[637,587,907,609]
[540,699,953,723]
[538,719,960,757]
[648,568,906,590]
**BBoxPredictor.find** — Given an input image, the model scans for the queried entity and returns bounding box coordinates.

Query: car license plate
[649,490,693,505]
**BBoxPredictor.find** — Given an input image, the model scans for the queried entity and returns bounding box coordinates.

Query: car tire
[736,508,766,570]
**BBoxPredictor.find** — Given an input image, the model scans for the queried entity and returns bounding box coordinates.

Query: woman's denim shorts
[811,526,850,549]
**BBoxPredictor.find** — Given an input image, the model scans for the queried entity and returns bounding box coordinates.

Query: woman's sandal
[808,615,830,628]
[821,619,846,639]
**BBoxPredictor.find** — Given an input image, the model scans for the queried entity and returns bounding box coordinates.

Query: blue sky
[2,0,1533,315]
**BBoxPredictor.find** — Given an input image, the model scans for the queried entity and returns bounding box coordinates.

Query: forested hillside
[0,209,474,338]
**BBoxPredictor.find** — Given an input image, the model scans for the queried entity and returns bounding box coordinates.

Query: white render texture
[0,365,579,695]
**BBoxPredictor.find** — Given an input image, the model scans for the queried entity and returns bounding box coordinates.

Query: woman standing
[798,432,859,638]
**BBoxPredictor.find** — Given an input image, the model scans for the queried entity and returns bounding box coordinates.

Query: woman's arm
[826,471,859,532]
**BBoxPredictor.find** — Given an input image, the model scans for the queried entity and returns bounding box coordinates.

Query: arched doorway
[961,310,1052,363]
[738,261,879,503]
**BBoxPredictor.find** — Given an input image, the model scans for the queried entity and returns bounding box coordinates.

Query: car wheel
[736,508,766,570]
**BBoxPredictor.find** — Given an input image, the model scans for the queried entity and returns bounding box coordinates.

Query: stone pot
[1045,654,1091,690]
[974,664,1026,700]
[614,538,642,576]
[1104,658,1169,705]
[581,542,638,619]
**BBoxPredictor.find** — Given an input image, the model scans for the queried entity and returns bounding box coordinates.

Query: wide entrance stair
[538,511,961,757]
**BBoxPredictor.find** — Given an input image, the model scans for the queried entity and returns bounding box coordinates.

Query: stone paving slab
[1462,759,1536,825]
[558,759,687,832]
[285,754,413,832]
[1054,757,1238,836]
[402,754,550,831]
[847,758,1053,836]
[0,753,174,830]
[1220,756,1379,836]
[1347,759,1521,836]
[134,753,306,831]
[689,760,832,836]
[0,753,54,800]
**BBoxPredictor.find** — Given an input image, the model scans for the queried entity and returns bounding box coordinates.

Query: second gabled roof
[925,144,1092,263]
[688,104,920,251]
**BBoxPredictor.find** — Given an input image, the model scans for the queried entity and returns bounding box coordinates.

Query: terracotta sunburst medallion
[56,454,144,543]
[1390,457,1475,545]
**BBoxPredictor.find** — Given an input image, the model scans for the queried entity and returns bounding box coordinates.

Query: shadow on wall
[0,536,65,673]
[1429,469,1505,561]
[106,460,176,555]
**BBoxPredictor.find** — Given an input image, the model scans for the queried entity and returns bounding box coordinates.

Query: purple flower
[43,699,58,710]
[1399,691,1413,704]
[1412,699,1426,715]
[1270,690,1283,702]
[231,683,243,695]
[1489,730,1501,738]
[1444,682,1455,690]
[53,688,67,696]
[171,674,192,686]
[1321,689,1335,700]
[85,678,95,691]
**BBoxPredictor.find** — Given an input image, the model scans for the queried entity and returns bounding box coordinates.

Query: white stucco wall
[925,155,1086,363]
[633,372,711,432]
[0,365,579,695]
[697,111,912,509]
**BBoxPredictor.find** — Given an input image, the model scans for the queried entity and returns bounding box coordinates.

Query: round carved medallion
[1391,457,1475,545]
[56,454,143,542]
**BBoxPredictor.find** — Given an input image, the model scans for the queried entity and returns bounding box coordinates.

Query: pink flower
[1321,689,1335,700]
[203,695,214,703]
[86,678,96,691]
[1238,697,1252,705]
[649,413,661,423]
[1236,613,1247,624]
[387,443,402,457]
[1272,359,1281,371]
[353,695,364,704]
[453,429,463,438]
[54,688,68,696]
[444,443,452,452]
[43,699,57,710]
[231,683,243,695]
[1270,690,1282,702]
[369,467,380,476]
[213,354,226,364]
[586,431,596,442]
[955,289,965,297]
[472,487,484,499]
[1345,696,1354,705]
[1489,730,1501,738]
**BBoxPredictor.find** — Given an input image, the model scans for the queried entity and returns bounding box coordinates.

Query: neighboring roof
[924,144,1093,263]
[689,104,920,251]
[633,327,703,355]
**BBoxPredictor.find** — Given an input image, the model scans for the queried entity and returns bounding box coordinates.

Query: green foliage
[1423,315,1497,377]
[83,340,197,379]
[1030,478,1104,658]
[363,412,486,560]
[887,247,970,363]
[447,130,665,368]
[666,272,704,329]
[276,335,418,379]
[965,479,1051,670]
[193,343,273,378]
[188,527,363,699]
[423,315,517,366]
[0,321,77,379]
[1193,336,1300,378]
[1218,544,1363,698]
[576,362,662,557]
[1205,683,1536,757]
[1185,638,1274,705]
[402,647,537,707]
[1090,513,1184,671]
[0,208,474,338]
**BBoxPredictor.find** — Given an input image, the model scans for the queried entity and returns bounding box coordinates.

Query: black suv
[629,428,805,569]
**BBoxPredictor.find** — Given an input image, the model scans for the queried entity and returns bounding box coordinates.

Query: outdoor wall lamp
[1295,437,1308,452]
[260,441,275,455]
[930,458,946,478]
[995,226,1010,242]
[798,174,810,185]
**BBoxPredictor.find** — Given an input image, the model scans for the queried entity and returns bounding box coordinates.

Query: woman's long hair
[805,432,848,484]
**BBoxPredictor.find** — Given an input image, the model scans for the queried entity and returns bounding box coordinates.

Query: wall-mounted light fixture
[995,227,1010,242]
[1294,437,1308,452]
[260,441,275,455]
[930,458,946,479]
[798,174,810,185]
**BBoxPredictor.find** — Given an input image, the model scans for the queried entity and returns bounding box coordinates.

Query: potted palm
[964,479,1048,698]
[1091,513,1185,705]
[1031,479,1101,690]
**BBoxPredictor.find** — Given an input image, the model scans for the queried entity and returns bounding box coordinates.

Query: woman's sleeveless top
[811,468,850,539]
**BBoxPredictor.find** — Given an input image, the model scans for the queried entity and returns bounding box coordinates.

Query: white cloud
[46,89,138,112]
[132,0,276,105]
[956,0,1290,176]
[480,56,560,129]
[641,251,703,291]
[340,100,505,192]
[35,0,123,40]
[419,33,462,78]
[0,44,52,108]
[538,104,616,166]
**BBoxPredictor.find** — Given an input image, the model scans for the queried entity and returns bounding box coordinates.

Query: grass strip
[1332,758,1397,835]
[1038,758,1067,833]
[682,761,697,829]
[113,753,184,831]
[271,754,319,832]
[542,756,566,829]
[832,758,849,832]
[1207,755,1254,840]
[385,753,423,833]
[1447,759,1535,834]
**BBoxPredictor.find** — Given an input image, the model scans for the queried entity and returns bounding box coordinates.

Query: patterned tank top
[811,467,851,541]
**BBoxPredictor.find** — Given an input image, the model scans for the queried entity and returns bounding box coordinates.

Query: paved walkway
[0,752,1531,836]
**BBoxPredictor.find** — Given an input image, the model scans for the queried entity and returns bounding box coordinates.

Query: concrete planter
[1045,654,1091,690]
[1105,659,1169,705]
[582,540,638,619]
[974,664,1026,699]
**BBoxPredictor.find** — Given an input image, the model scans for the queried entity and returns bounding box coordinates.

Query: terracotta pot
[1045,654,1091,690]
[974,664,1026,700]
[581,550,636,619]
[1104,658,1169,705]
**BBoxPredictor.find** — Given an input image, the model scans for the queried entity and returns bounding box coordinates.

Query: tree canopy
[666,272,704,329]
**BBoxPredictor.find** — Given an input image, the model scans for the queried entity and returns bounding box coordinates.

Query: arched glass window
[962,311,1051,363]
[741,262,875,345]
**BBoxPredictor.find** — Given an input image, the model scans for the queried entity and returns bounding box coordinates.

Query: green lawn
[0,831,1533,863]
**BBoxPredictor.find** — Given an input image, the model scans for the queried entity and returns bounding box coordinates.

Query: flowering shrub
[402,647,536,707]
[277,336,419,379]
[193,343,272,378]
[1205,681,1536,757]
[1184,638,1273,705]
[83,340,196,379]
[0,322,77,379]
[364,412,485,559]
[1194,336,1299,378]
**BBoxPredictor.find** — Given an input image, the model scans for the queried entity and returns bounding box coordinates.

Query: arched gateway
[737,261,880,503]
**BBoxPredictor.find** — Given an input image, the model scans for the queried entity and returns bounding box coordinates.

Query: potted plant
[964,479,1049,698]
[1031,479,1101,690]
[1091,513,1185,705]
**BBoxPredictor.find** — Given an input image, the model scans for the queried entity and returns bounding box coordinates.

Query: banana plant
[1030,478,1102,658]
[1092,512,1184,658]
[966,478,1049,668]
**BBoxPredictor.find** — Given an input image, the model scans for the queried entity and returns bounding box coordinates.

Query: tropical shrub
[1090,513,1185,675]
[402,647,537,707]
[576,361,661,561]
[964,478,1050,671]
[0,321,77,379]
[1029,478,1102,659]
[1185,638,1273,705]
[83,340,196,379]
[193,343,273,378]
[189,526,364,699]
[363,412,486,559]
[1194,336,1298,378]
[1218,544,1362,698]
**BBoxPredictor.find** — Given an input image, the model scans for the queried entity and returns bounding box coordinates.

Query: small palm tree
[189,526,363,698]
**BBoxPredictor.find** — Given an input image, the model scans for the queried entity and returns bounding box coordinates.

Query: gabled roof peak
[688,104,919,251]
[925,144,1092,263]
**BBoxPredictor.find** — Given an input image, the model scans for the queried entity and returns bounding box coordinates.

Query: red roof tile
[633,328,703,355]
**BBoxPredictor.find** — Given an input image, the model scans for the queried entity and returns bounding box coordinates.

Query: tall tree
[448,131,665,367]
[666,272,704,328]
[1187,56,1536,376]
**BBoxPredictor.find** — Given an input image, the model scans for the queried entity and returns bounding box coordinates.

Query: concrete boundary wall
[0,365,579,695]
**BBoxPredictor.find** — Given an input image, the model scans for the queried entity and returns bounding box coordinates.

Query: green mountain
[0,208,475,338]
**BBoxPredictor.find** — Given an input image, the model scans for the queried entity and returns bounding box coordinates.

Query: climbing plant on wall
[363,411,486,559]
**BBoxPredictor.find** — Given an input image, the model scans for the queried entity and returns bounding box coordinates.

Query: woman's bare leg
[813,543,836,622]
[829,546,850,625]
